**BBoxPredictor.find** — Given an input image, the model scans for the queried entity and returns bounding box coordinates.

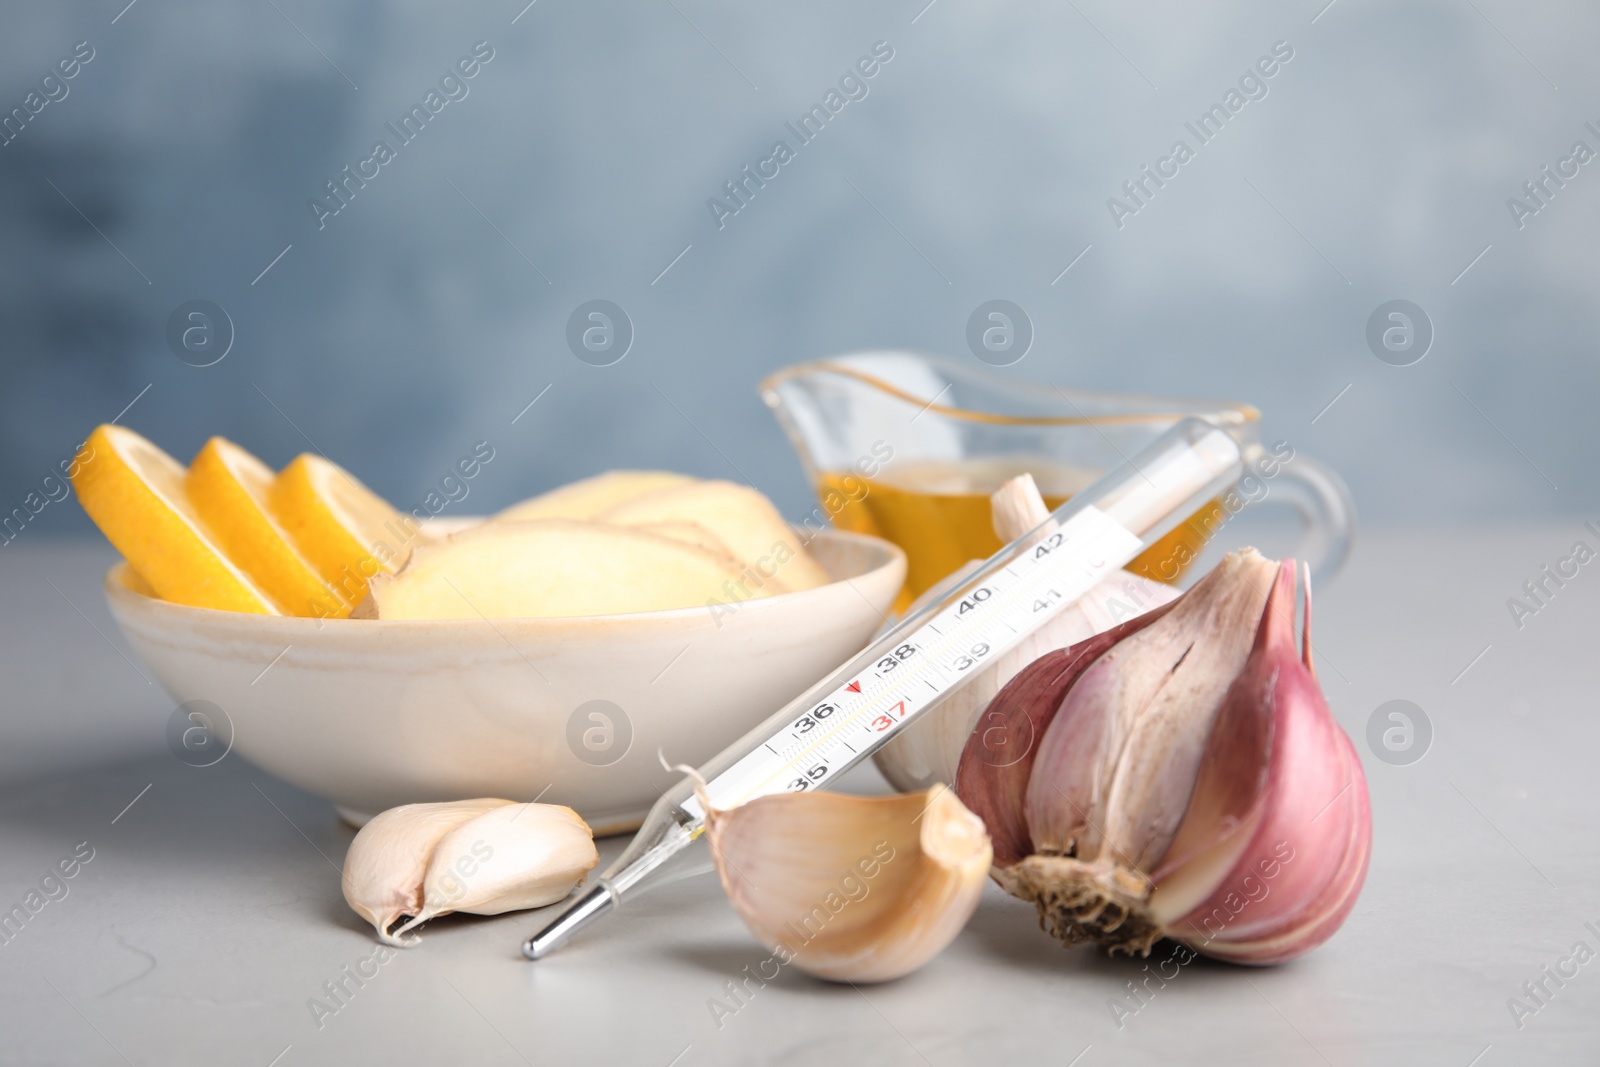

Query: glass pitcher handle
[1261,454,1355,583]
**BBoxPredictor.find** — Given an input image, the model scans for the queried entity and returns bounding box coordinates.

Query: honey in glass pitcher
[818,456,1215,607]
[760,353,1331,612]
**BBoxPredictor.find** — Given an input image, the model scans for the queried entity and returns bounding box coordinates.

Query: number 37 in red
[871,700,907,732]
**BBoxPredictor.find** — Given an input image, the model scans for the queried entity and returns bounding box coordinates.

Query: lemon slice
[271,454,412,606]
[71,425,281,614]
[186,437,350,619]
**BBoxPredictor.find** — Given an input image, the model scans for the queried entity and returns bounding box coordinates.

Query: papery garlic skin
[957,550,1372,963]
[705,787,991,984]
[875,475,1179,793]
[342,799,513,947]
[397,803,598,936]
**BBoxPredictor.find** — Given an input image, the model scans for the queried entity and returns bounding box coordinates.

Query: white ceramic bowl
[106,529,904,834]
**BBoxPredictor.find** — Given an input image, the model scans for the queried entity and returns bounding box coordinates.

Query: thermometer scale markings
[689,506,1145,815]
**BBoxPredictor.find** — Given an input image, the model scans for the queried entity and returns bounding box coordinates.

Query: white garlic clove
[706,787,991,984]
[874,475,1179,793]
[395,803,598,937]
[342,798,514,947]
[989,472,1056,542]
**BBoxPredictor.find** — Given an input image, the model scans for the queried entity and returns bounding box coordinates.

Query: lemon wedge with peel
[71,425,281,614]
[187,437,351,619]
[271,454,414,607]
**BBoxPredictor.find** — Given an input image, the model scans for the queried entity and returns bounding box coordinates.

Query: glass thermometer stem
[524,417,1245,960]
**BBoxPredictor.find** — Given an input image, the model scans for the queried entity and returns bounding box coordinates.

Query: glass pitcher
[761,351,1353,608]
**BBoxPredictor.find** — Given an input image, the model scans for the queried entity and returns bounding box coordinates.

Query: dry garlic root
[705,786,992,983]
[342,799,597,946]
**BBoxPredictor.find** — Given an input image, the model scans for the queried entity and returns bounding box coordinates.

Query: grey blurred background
[1,0,1592,535]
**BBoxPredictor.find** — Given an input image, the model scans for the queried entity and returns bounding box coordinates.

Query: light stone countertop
[0,532,1596,1066]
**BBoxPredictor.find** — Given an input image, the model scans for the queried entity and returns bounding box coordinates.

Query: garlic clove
[989,472,1055,544]
[1152,562,1372,962]
[1191,731,1369,965]
[342,798,514,947]
[970,550,1373,963]
[954,602,1175,869]
[396,803,598,936]
[1022,549,1277,878]
[705,787,992,984]
[1142,567,1286,901]
[875,475,1180,793]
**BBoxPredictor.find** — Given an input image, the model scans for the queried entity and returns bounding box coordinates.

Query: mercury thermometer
[524,417,1245,960]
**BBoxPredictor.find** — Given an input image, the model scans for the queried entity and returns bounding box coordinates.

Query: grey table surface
[1,531,1596,1066]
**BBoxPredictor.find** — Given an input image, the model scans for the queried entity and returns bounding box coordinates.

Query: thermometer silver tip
[522,882,616,960]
